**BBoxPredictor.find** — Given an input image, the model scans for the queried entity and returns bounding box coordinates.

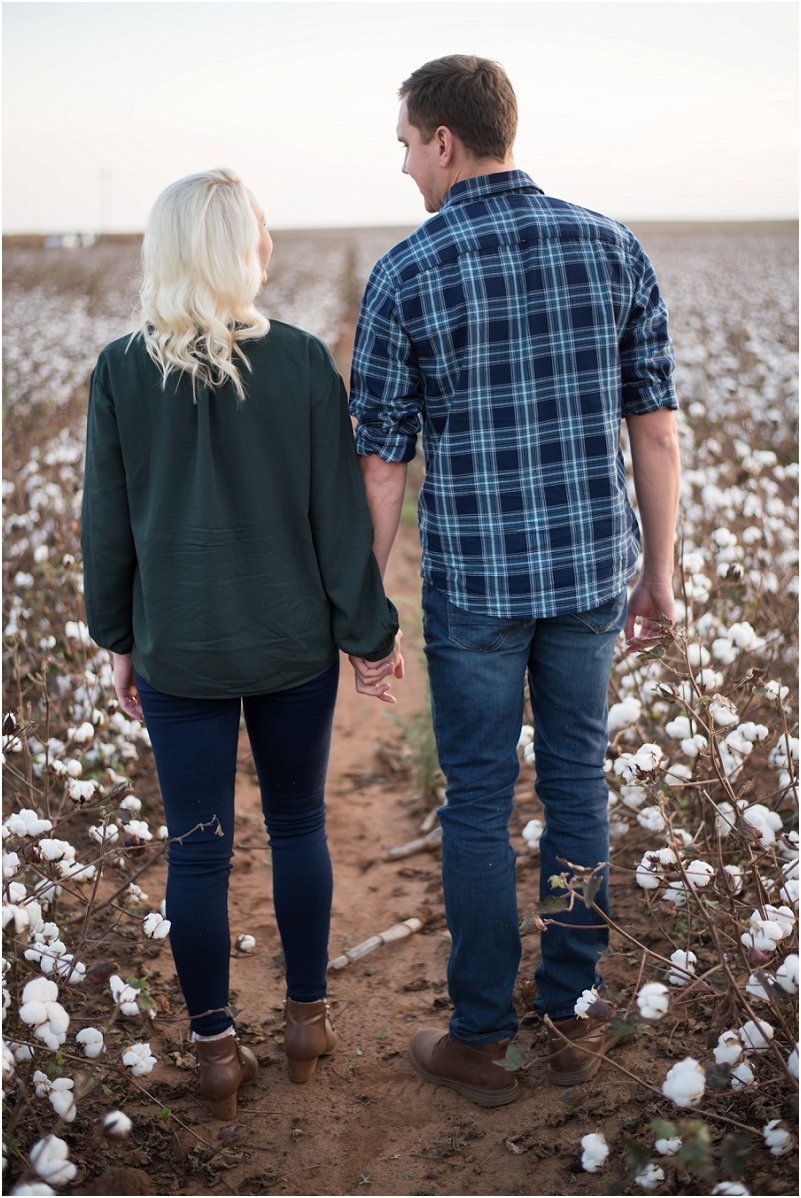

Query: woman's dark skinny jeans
[136,660,339,1036]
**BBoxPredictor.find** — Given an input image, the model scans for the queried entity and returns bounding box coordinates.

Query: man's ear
[435,125,455,167]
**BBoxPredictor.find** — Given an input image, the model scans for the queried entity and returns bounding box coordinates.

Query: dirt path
[101,523,662,1198]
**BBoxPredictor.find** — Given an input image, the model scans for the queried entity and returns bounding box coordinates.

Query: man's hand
[624,576,675,651]
[112,652,143,721]
[349,632,405,703]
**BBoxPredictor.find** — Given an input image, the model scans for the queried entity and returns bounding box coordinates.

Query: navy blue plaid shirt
[349,170,677,619]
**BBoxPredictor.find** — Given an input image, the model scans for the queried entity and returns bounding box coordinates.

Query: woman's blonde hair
[136,168,269,402]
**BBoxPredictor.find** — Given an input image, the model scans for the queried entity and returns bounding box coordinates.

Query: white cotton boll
[787,1045,798,1080]
[745,974,772,1002]
[687,644,711,668]
[3,809,53,838]
[738,722,769,744]
[637,807,666,833]
[741,803,783,845]
[142,912,171,940]
[89,823,119,845]
[65,778,98,804]
[654,1137,682,1155]
[621,784,648,810]
[20,976,58,1008]
[517,724,534,749]
[662,1057,705,1108]
[521,818,544,851]
[573,987,600,1019]
[158,825,169,840]
[122,1042,157,1076]
[48,1078,76,1122]
[119,795,143,815]
[709,696,740,728]
[665,762,693,785]
[37,839,73,863]
[697,668,725,692]
[665,715,693,740]
[101,1110,133,1140]
[123,820,152,842]
[711,1183,751,1195]
[523,742,535,765]
[29,1135,77,1185]
[635,858,660,890]
[739,1019,774,1053]
[109,975,141,1016]
[685,859,715,888]
[775,954,799,995]
[634,1163,665,1190]
[662,886,687,906]
[762,1120,793,1157]
[633,744,664,773]
[763,679,790,704]
[67,722,94,744]
[668,949,696,986]
[680,734,707,759]
[580,1132,609,1172]
[636,982,669,1020]
[715,802,738,838]
[608,697,642,735]
[55,955,86,984]
[11,1185,57,1196]
[235,933,256,953]
[2,904,29,934]
[730,1060,755,1090]
[76,1027,104,1058]
[740,927,782,955]
[729,622,765,652]
[3,852,20,879]
[711,637,738,665]
[762,904,795,938]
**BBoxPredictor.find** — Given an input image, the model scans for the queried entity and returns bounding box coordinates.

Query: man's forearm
[627,409,681,580]
[358,455,408,577]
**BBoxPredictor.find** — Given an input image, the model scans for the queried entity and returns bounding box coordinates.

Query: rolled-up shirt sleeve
[349,262,423,463]
[619,235,678,417]
[80,360,137,653]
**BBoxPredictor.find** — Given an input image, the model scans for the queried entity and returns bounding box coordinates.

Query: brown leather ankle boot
[195,1034,258,1119]
[284,998,339,1083]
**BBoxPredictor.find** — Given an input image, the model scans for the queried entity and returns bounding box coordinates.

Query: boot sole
[409,1055,519,1107]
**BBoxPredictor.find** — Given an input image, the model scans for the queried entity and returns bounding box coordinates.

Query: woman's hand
[112,652,144,721]
[348,632,404,703]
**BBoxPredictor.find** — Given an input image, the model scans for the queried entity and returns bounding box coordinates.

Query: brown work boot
[546,1015,613,1085]
[195,1034,258,1119]
[409,1028,519,1107]
[284,998,339,1083]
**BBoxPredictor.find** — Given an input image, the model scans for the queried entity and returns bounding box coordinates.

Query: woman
[81,169,402,1119]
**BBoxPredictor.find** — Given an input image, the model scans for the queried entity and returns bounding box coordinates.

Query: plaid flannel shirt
[349,170,677,619]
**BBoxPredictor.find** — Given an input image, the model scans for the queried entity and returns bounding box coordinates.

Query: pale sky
[2,0,798,232]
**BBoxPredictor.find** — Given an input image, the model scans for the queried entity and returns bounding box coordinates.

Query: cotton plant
[580,1132,609,1172]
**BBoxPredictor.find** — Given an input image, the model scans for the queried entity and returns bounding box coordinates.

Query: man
[349,55,680,1107]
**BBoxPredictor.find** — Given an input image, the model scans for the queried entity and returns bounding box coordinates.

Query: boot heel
[287,1056,318,1084]
[203,1091,237,1120]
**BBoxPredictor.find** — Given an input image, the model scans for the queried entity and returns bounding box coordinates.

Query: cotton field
[2,225,798,1194]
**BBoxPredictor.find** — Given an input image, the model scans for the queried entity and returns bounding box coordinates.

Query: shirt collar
[440,169,544,211]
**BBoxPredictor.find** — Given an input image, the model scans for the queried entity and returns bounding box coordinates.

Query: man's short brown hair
[399,55,517,161]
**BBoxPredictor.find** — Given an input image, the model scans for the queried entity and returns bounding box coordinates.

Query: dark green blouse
[81,323,398,698]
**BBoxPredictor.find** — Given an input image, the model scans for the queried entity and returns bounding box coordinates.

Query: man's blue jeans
[422,582,627,1044]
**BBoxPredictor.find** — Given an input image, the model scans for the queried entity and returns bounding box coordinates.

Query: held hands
[112,652,144,722]
[624,576,676,651]
[349,631,405,703]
